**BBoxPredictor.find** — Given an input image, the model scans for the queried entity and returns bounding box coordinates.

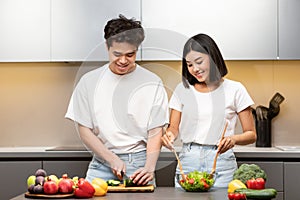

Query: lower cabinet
[0,161,42,200]
[237,161,284,200]
[43,160,90,178]
[155,160,177,186]
[284,162,300,200]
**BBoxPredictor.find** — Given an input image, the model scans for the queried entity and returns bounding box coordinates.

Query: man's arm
[78,124,125,179]
[130,126,163,185]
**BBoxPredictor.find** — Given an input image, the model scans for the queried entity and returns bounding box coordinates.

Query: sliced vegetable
[235,188,277,199]
[124,179,137,187]
[106,179,121,186]
[179,171,214,192]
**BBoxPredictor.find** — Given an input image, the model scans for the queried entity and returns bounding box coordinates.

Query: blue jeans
[175,143,237,188]
[85,150,155,185]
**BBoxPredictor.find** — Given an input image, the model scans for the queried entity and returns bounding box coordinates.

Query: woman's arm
[218,107,257,154]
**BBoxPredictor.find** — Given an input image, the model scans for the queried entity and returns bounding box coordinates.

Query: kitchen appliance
[253,93,285,147]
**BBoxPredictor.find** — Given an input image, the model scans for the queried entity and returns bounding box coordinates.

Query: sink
[276,146,300,151]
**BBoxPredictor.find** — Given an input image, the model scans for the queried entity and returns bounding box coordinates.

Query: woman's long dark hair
[182,34,228,88]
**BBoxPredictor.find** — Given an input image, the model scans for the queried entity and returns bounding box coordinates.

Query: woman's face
[185,50,210,83]
[107,41,137,75]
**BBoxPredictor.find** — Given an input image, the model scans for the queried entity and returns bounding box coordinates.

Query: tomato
[228,192,235,200]
[228,193,246,200]
[200,178,209,189]
[255,177,265,189]
[246,179,256,189]
[188,178,195,184]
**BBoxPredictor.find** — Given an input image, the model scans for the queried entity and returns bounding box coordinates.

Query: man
[65,15,169,185]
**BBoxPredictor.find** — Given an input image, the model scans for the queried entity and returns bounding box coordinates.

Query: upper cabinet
[278,0,300,60]
[51,0,141,62]
[141,0,277,60]
[0,0,51,61]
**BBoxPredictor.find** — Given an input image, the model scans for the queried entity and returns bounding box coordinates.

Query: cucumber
[235,188,277,199]
[107,179,121,186]
[124,179,137,187]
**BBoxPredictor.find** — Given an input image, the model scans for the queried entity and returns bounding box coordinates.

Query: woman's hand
[161,131,176,150]
[130,167,155,185]
[217,136,236,154]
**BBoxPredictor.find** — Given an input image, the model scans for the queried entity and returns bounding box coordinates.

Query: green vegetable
[124,179,137,187]
[235,188,277,199]
[106,179,121,186]
[180,171,214,192]
[233,164,267,184]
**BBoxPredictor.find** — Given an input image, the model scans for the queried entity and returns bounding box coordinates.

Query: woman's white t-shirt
[169,79,254,145]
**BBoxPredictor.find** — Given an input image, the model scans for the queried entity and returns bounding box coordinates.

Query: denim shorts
[85,150,155,185]
[174,143,237,188]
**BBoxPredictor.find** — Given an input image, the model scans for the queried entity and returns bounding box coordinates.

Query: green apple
[48,175,59,184]
[27,175,36,187]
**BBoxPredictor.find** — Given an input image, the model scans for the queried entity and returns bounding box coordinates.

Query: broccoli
[233,164,267,184]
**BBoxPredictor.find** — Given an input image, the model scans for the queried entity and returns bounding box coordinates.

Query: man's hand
[130,167,154,185]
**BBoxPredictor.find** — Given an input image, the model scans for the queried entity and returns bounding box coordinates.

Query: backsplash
[0,60,299,147]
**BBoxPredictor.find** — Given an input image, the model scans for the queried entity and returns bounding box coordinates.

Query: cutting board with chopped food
[108,184,155,192]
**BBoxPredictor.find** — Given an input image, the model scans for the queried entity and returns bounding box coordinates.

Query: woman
[161,33,256,188]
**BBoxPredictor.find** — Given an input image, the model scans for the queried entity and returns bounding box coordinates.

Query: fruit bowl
[178,171,214,192]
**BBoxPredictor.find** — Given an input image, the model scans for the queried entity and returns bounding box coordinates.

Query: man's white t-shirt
[169,79,254,145]
[65,64,169,153]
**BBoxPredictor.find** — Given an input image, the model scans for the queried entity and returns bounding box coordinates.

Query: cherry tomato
[188,178,195,184]
[228,192,235,200]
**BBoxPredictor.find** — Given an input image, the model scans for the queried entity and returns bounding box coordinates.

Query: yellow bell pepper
[91,178,108,196]
[228,179,247,193]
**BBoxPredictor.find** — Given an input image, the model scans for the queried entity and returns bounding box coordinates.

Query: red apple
[58,174,74,194]
[44,178,58,195]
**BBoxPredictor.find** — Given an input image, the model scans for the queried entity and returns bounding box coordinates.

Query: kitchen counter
[10,187,229,200]
[0,145,300,160]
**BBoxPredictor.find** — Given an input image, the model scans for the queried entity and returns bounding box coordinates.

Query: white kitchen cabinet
[278,0,300,59]
[0,0,51,61]
[51,0,141,62]
[142,0,277,60]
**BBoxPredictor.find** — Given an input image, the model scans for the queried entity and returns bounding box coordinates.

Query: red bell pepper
[74,178,95,198]
[246,178,265,189]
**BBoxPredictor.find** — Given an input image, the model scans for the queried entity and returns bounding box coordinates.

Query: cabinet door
[51,0,141,61]
[142,0,277,60]
[155,160,177,186]
[0,161,42,200]
[284,162,300,200]
[0,0,51,61]
[43,160,90,178]
[237,161,283,191]
[278,0,300,59]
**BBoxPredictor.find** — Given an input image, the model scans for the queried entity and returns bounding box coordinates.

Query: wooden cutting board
[108,184,155,193]
[24,192,74,199]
